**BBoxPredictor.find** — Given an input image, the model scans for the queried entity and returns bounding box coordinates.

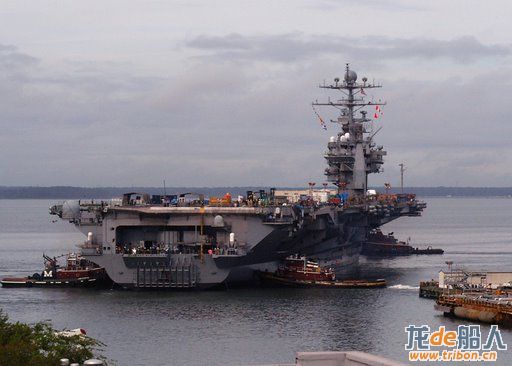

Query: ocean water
[0,198,511,365]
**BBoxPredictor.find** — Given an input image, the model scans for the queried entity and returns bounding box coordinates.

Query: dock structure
[419,280,461,299]
[439,269,512,290]
[435,294,512,326]
[420,263,512,300]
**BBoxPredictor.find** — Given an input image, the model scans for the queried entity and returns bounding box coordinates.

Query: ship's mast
[313,64,387,198]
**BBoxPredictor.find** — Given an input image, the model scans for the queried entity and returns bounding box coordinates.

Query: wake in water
[388,284,420,290]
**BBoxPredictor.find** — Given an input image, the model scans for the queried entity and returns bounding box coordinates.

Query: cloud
[366,67,512,186]
[305,0,427,12]
[186,34,510,63]
[1,35,512,187]
[0,43,38,70]
[0,47,328,186]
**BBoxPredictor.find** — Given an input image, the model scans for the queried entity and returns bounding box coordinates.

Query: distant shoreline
[1,186,512,199]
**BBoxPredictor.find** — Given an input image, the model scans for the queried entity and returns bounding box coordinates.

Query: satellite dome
[345,70,357,83]
[213,215,225,227]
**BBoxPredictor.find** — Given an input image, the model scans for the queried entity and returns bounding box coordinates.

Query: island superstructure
[49,65,426,289]
[317,67,385,196]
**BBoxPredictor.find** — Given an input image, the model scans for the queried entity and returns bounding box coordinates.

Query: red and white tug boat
[1,253,111,288]
[277,257,336,282]
[259,256,386,289]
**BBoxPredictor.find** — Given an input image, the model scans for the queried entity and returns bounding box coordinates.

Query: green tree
[0,309,106,366]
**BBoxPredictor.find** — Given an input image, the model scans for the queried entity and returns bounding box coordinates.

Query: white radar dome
[213,215,225,227]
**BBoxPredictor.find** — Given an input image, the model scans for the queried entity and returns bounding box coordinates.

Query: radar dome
[345,70,357,83]
[213,215,225,227]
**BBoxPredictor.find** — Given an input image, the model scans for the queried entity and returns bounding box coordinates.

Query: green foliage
[0,309,106,366]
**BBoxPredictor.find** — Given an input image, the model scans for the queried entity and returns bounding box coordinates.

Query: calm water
[1,198,511,365]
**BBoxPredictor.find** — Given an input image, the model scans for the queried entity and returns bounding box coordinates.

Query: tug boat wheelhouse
[277,257,336,282]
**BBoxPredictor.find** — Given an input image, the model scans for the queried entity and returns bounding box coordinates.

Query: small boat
[1,253,111,288]
[258,256,386,288]
[56,328,87,338]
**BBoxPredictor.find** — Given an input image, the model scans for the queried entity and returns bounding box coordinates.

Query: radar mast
[313,64,387,198]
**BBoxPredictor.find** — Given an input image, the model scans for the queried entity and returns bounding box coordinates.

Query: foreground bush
[0,309,105,365]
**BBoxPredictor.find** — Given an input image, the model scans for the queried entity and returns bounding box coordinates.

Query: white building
[439,270,512,289]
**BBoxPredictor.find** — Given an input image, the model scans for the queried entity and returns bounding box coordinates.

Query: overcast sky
[1,0,512,188]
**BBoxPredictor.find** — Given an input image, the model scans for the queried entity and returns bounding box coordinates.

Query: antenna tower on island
[313,64,387,198]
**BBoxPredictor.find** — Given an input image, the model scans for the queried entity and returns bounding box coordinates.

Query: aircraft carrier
[49,65,426,289]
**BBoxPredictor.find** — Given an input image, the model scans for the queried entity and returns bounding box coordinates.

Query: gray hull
[49,193,424,289]
[53,201,396,289]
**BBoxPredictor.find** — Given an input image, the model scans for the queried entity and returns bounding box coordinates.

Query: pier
[436,294,512,326]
